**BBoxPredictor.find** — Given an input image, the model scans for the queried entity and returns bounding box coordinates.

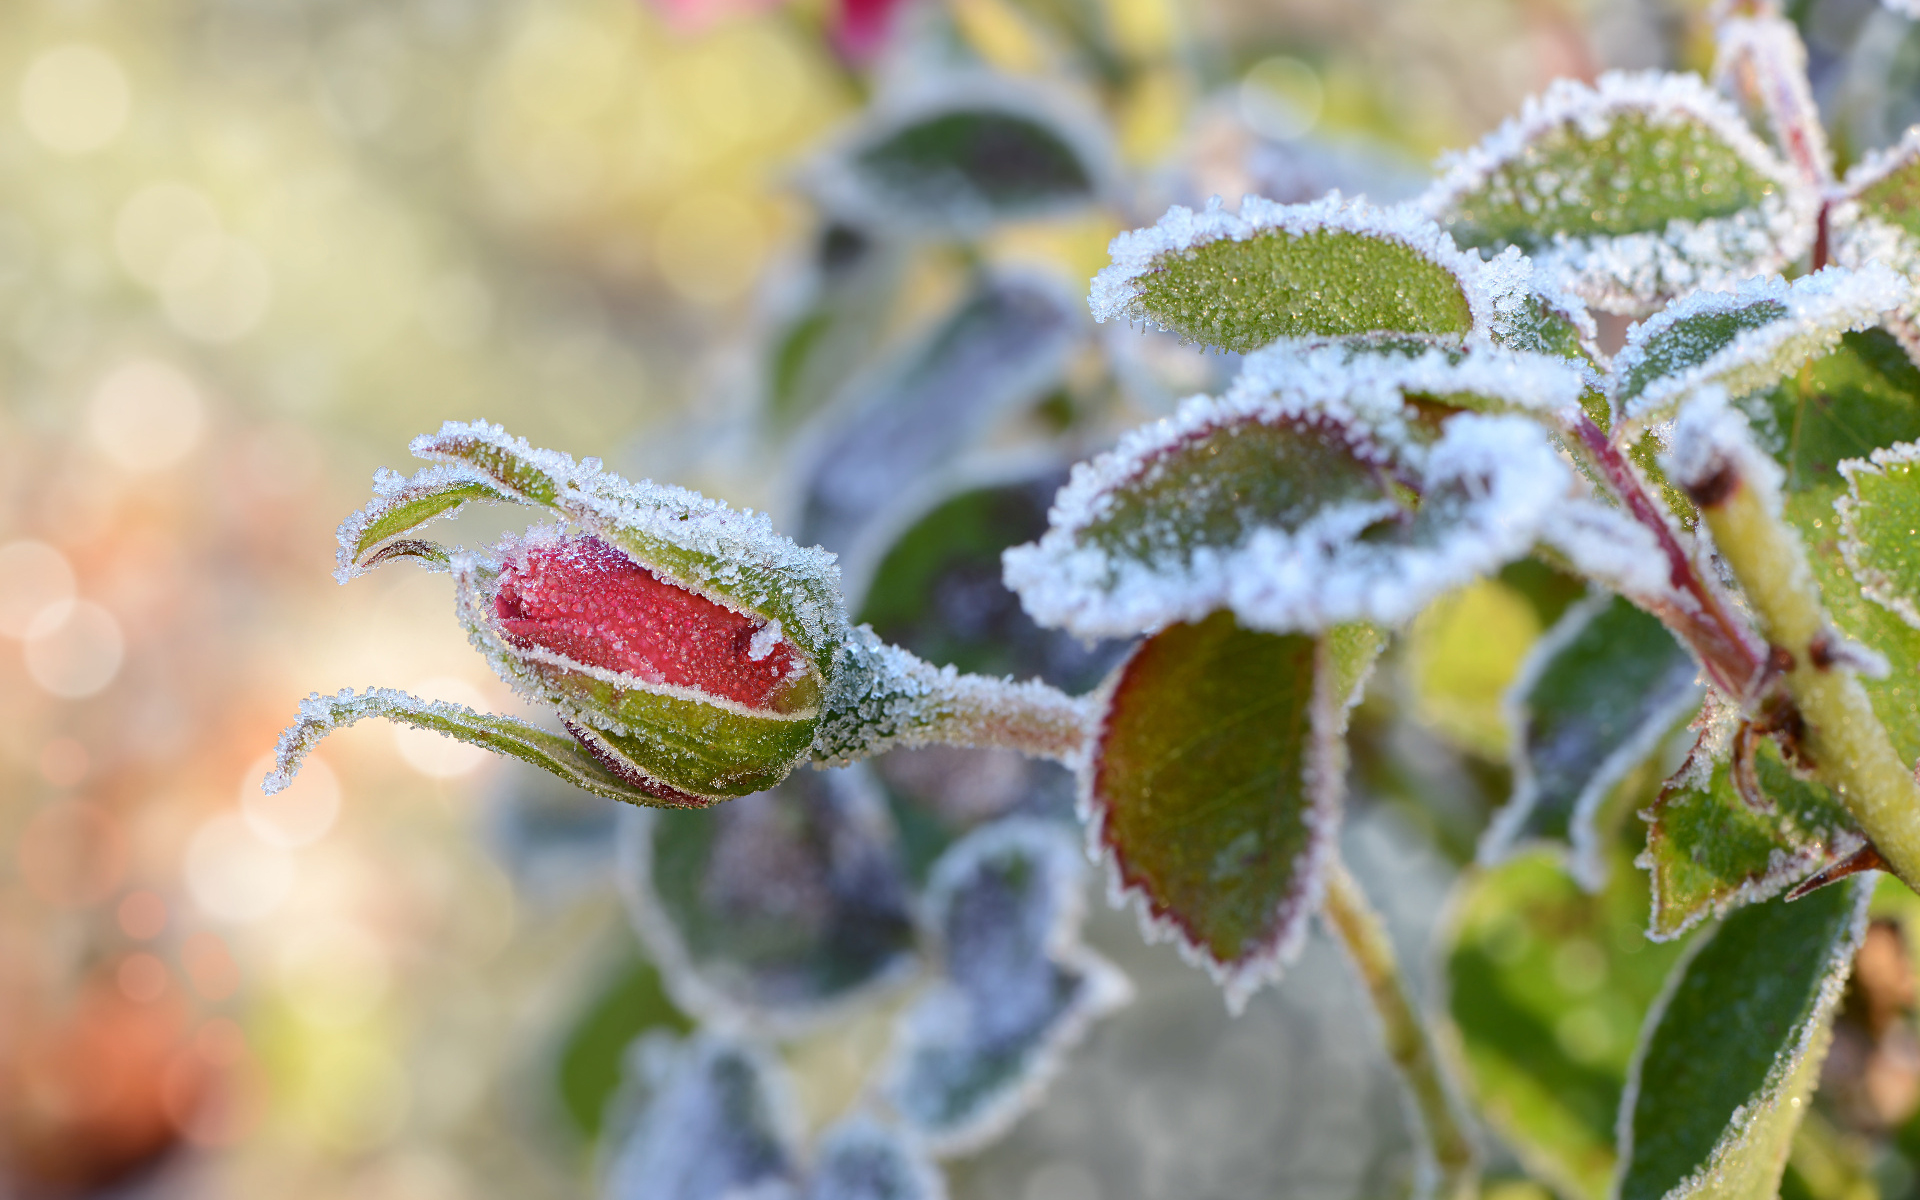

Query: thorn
[1787,842,1890,900]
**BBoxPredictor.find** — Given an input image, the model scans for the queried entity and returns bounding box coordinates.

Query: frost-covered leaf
[1833,128,1920,323]
[616,765,918,1032]
[1004,344,1581,638]
[1610,267,1909,428]
[1640,717,1863,941]
[808,80,1106,235]
[1711,14,1833,187]
[603,1033,800,1200]
[1739,327,1920,494]
[1446,849,1688,1200]
[795,275,1080,571]
[1088,611,1381,1009]
[1089,193,1521,353]
[266,687,709,808]
[1837,442,1920,629]
[882,818,1130,1156]
[858,472,1128,693]
[1483,593,1703,887]
[763,224,908,432]
[1616,880,1871,1200]
[1423,71,1818,313]
[805,1117,946,1200]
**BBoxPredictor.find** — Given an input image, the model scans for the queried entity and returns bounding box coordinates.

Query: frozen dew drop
[18,43,130,156]
[0,540,75,638]
[87,359,207,471]
[239,751,340,848]
[23,599,123,699]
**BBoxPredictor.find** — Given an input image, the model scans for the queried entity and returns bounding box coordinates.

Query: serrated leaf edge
[1612,879,1870,1200]
[1835,440,1920,630]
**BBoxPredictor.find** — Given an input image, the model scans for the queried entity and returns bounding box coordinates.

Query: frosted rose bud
[465,529,828,806]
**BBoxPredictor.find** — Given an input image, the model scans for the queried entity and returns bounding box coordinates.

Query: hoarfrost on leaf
[1614,881,1870,1200]
[1004,344,1581,639]
[1484,592,1703,889]
[881,818,1130,1156]
[1422,71,1818,313]
[1711,14,1832,186]
[602,1032,802,1200]
[1086,613,1381,1011]
[805,1117,947,1200]
[614,765,919,1035]
[1836,441,1920,630]
[1610,266,1910,429]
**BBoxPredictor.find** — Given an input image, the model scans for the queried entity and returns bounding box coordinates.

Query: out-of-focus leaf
[1088,194,1498,353]
[1004,344,1581,639]
[796,275,1079,573]
[558,954,692,1142]
[1834,128,1920,324]
[805,1117,947,1200]
[764,224,908,433]
[1640,727,1863,941]
[1482,593,1702,887]
[1616,881,1870,1200]
[267,687,704,808]
[602,1033,801,1200]
[1837,442,1920,629]
[1608,268,1908,428]
[810,84,1104,234]
[1423,71,1817,313]
[617,765,917,1032]
[857,473,1127,694]
[1088,612,1380,1009]
[882,818,1130,1156]
[1447,848,1688,1200]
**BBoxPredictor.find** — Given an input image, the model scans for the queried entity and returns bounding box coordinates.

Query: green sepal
[265,686,705,808]
[334,465,519,582]
[1616,880,1871,1200]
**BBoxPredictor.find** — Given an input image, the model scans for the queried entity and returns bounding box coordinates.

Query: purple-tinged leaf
[882,818,1130,1156]
[1483,593,1703,888]
[1088,612,1382,1010]
[616,765,918,1033]
[602,1033,801,1200]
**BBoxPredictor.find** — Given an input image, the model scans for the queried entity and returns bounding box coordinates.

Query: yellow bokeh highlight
[1407,578,1542,759]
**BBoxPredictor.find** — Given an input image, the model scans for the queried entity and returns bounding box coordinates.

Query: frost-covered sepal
[1836,443,1920,630]
[1485,593,1702,888]
[601,1032,803,1200]
[264,687,702,807]
[615,766,918,1034]
[1610,266,1910,428]
[1615,881,1870,1200]
[1003,345,1581,639]
[1638,710,1864,941]
[1086,614,1381,1011]
[881,819,1131,1156]
[1089,193,1515,353]
[334,464,519,583]
[1423,71,1818,313]
[452,536,827,804]
[806,77,1109,236]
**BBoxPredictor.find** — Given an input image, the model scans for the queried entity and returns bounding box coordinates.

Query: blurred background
[7,0,1920,1197]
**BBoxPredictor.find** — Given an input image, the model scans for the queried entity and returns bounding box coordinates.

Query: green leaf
[796,275,1079,571]
[763,224,907,432]
[617,765,918,1032]
[1739,327,1920,495]
[556,953,691,1141]
[603,1033,801,1199]
[1837,442,1920,629]
[812,86,1104,234]
[1424,71,1816,313]
[266,686,698,807]
[1640,725,1863,941]
[1834,129,1920,314]
[1610,268,1908,428]
[1486,593,1703,887]
[1446,849,1689,1200]
[1616,880,1871,1200]
[1088,610,1381,1009]
[1005,345,1581,638]
[882,819,1130,1155]
[1089,194,1489,353]
[857,473,1127,693]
